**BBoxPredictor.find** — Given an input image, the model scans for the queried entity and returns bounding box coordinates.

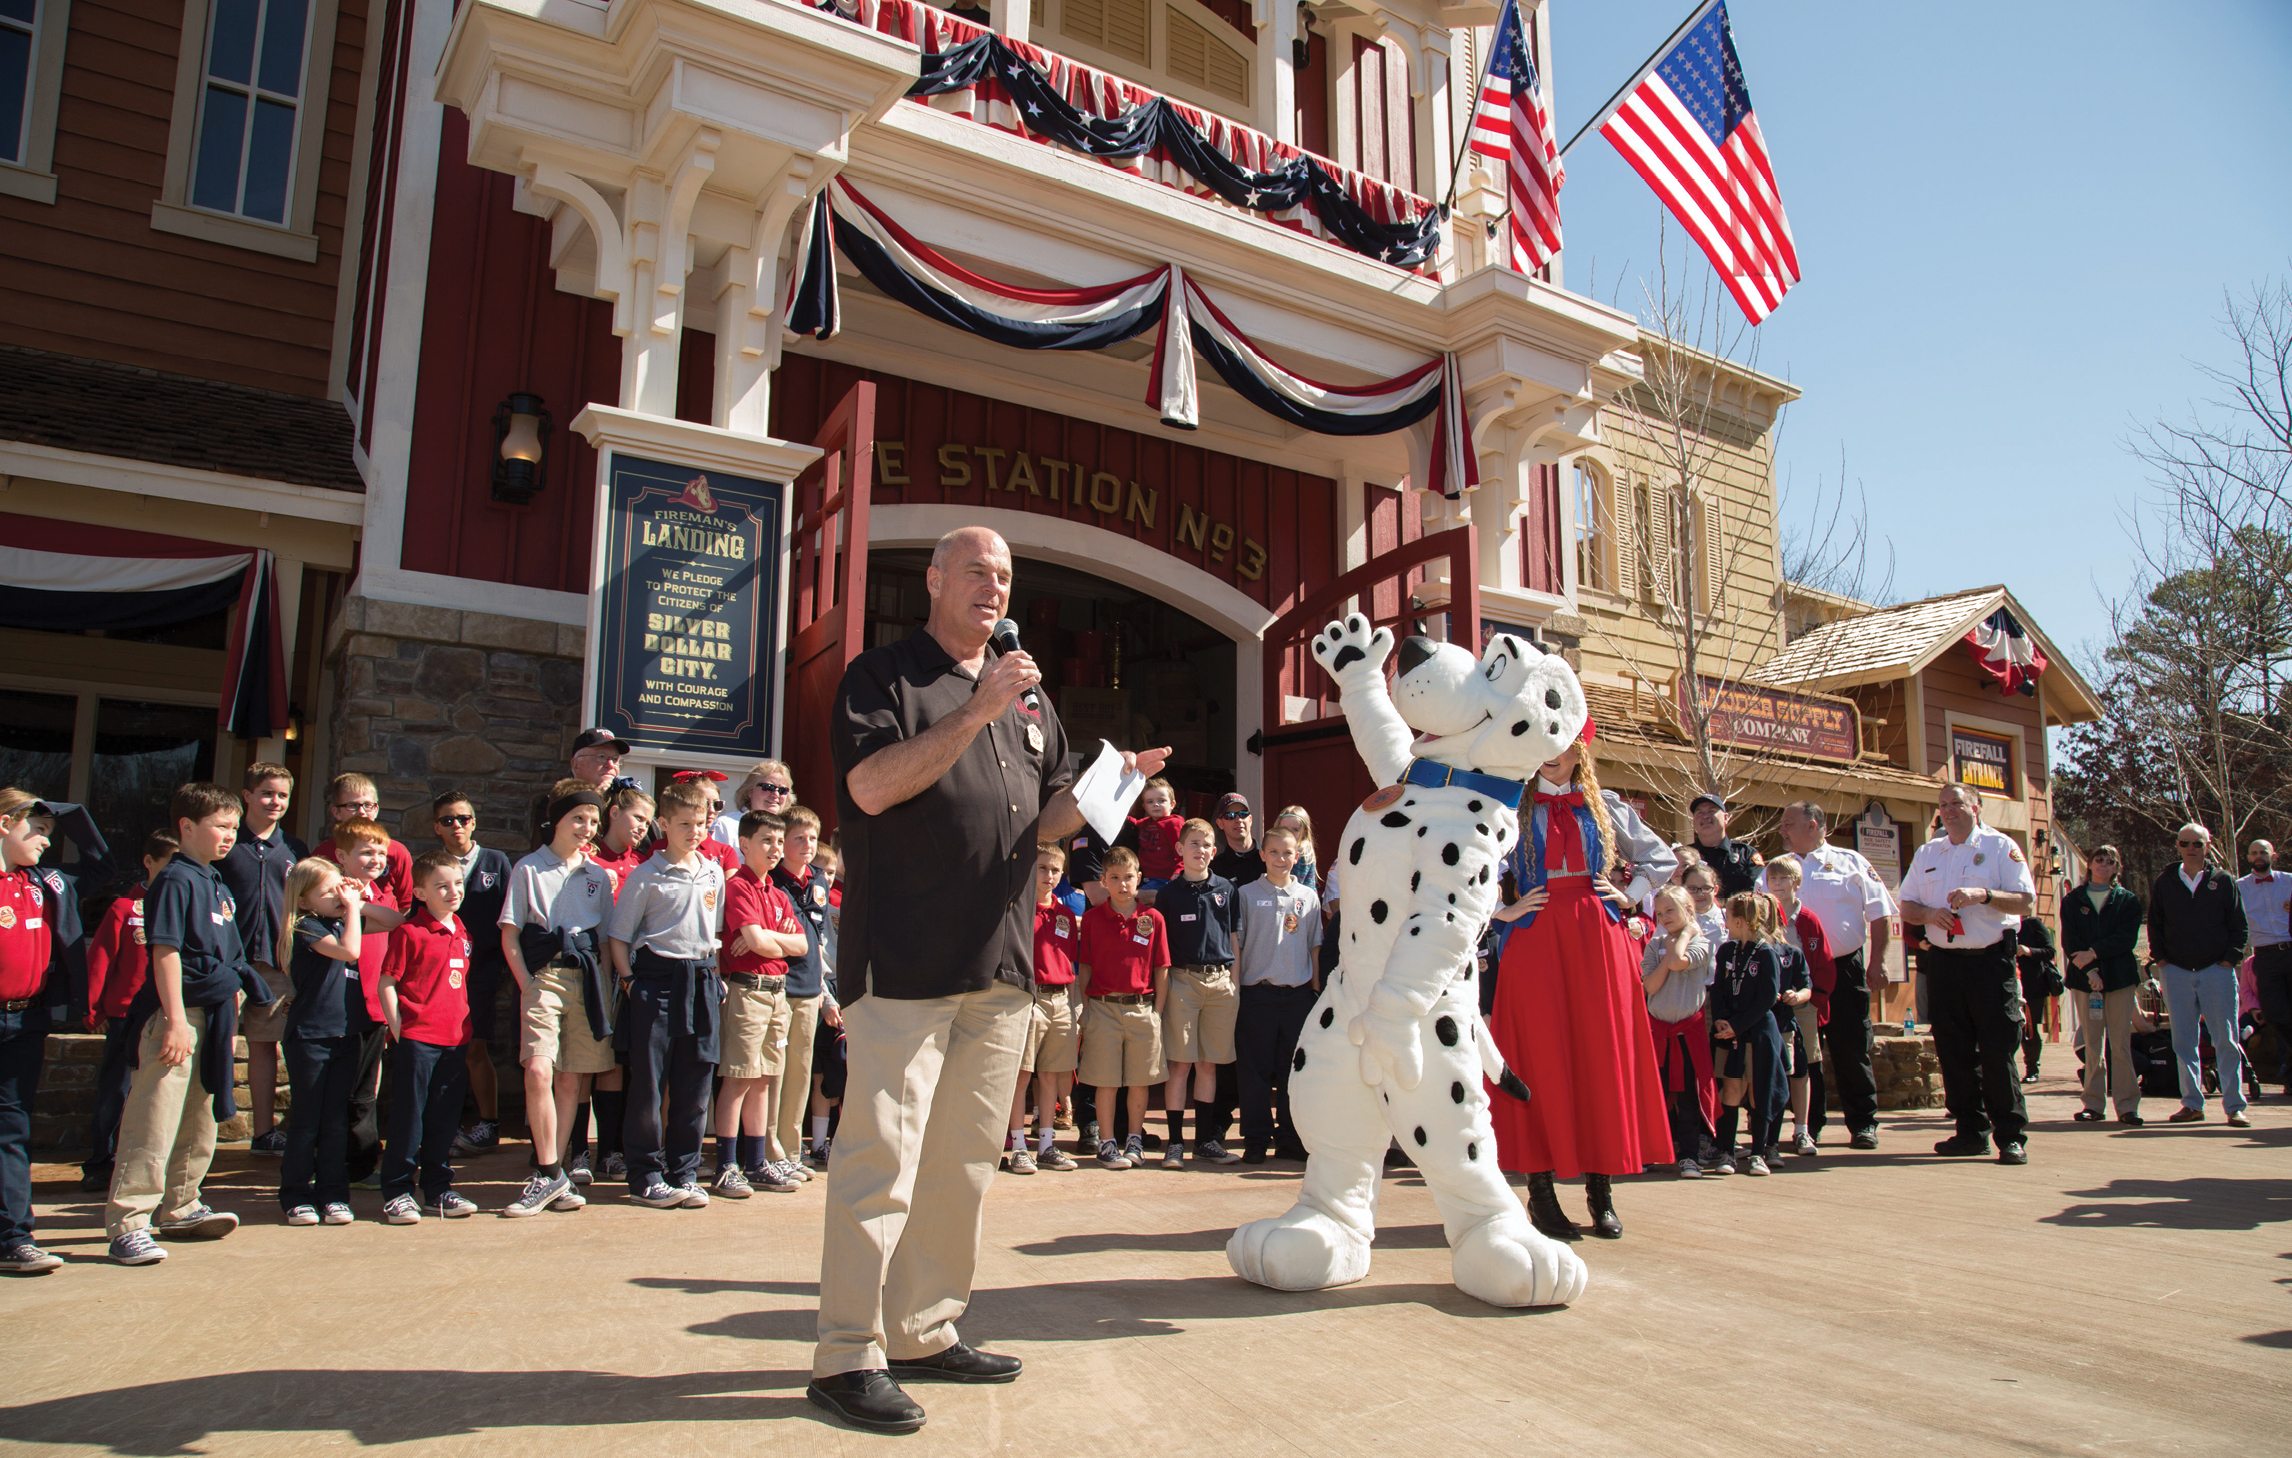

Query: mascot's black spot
[1510,720,1530,737]
[1446,893,1456,905]
[1475,823,1489,836]
[1413,1126,1428,1147]
[1331,646,1366,672]
[1546,721,1558,737]
[1411,872,1421,892]
[1319,1006,1334,1029]
[1450,1081,1466,1104]
[1435,1015,1460,1047]
[1478,866,1492,885]
[1545,688,1562,710]
[1379,811,1411,829]
[1408,927,1421,937]
[1292,1048,1307,1072]
[1349,837,1366,866]
[1442,842,1461,866]
[1468,798,1483,812]
[1403,798,1416,809]
[1467,1142,1480,1161]
[1370,900,1389,924]
[1444,912,1455,923]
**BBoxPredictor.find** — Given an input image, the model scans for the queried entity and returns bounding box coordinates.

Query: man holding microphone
[809,526,1167,1434]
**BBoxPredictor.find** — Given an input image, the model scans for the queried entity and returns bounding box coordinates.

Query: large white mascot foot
[1450,1211,1588,1309]
[1227,1205,1373,1292]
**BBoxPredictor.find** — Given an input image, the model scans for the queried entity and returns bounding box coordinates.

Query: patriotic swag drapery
[786,177,1479,497]
[0,513,289,737]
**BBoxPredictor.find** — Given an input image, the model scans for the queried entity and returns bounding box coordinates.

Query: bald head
[925,527,1015,656]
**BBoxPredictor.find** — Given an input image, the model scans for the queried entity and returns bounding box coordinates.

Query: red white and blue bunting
[1963,605,2047,697]
[0,513,289,737]
[787,178,1479,497]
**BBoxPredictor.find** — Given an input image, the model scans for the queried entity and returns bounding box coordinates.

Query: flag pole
[1556,0,1719,159]
[1437,0,1511,216]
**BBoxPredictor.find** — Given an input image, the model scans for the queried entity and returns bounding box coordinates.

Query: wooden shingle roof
[1757,585,2100,721]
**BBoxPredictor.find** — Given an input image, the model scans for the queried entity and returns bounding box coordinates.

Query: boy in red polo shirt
[79,830,177,1193]
[1077,847,1169,1169]
[377,850,475,1223]
[316,774,413,908]
[1007,843,1082,1174]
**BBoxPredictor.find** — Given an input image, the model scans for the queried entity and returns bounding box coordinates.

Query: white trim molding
[0,440,366,525]
[0,0,71,205]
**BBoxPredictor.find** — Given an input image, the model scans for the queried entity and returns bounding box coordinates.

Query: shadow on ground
[2041,1176,2292,1231]
[0,1367,817,1455]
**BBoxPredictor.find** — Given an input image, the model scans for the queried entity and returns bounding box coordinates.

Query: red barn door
[783,381,875,838]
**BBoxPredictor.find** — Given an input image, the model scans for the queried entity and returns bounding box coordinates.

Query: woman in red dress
[1489,734,1677,1240]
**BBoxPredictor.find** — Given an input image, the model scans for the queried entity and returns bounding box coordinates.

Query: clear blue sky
[1546,0,2292,673]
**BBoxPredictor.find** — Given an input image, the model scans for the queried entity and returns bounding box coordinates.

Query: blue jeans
[2160,962,2247,1115]
[0,1003,50,1243]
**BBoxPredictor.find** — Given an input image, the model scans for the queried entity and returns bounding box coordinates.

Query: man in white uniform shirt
[1898,783,2037,1165]
[1765,803,1895,1150]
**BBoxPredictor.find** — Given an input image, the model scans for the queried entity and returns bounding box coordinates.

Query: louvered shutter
[1611,470,1637,598]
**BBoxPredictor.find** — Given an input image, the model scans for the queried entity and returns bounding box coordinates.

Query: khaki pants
[2078,984,2138,1115]
[105,1005,222,1238]
[814,981,1030,1377]
[772,993,823,1162]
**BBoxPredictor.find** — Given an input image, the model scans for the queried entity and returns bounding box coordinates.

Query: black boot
[1585,1174,1622,1239]
[1527,1171,1581,1242]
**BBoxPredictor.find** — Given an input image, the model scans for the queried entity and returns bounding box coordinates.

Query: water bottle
[1902,1014,1916,1035]
[2088,992,2106,1016]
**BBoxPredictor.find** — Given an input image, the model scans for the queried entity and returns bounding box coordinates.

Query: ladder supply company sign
[1949,726,2016,796]
[593,454,783,755]
[1680,677,1860,764]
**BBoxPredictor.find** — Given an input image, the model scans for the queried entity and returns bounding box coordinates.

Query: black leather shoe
[1848,1129,1879,1151]
[888,1342,1023,1384]
[1933,1134,1991,1157]
[807,1371,926,1433]
[1995,1141,2028,1166]
[1527,1171,1581,1242]
[1584,1174,1622,1239]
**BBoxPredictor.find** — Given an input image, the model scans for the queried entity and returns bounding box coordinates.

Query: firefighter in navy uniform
[1688,795,1764,897]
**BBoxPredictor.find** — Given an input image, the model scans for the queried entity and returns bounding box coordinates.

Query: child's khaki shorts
[720,976,791,1079]
[1079,996,1161,1087]
[1161,964,1237,1064]
[1021,985,1079,1075]
[239,965,294,1040]
[519,965,618,1075]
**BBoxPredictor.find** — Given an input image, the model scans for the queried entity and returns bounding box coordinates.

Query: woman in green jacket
[2060,846,2146,1124]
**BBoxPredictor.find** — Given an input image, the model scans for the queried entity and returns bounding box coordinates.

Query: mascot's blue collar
[1399,759,1525,810]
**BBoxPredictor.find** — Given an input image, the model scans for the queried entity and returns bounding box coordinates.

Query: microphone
[989,618,1042,713]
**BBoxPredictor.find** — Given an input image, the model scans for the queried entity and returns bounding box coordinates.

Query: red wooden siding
[1519,461,1562,594]
[1294,22,1330,158]
[1348,34,1415,192]
[770,354,1341,615]
[400,110,619,593]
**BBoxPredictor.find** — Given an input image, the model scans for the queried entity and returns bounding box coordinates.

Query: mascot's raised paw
[1348,1003,1425,1091]
[1451,1212,1588,1309]
[1311,613,1391,682]
[1228,1206,1374,1293]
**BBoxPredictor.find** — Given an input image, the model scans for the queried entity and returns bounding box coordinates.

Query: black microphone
[989,618,1042,713]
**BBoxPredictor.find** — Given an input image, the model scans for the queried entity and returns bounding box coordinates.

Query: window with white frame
[1573,459,1613,594]
[0,0,35,167]
[188,0,313,226]
[0,0,73,203]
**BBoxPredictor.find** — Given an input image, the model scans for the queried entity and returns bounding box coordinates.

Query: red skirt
[1489,879,1674,1178]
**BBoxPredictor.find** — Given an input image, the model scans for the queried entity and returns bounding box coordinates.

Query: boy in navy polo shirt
[220,762,306,1156]
[79,830,175,1195]
[106,782,265,1266]
[432,790,512,1157]
[1153,819,1242,1167]
[378,849,476,1223]
[1077,847,1169,1169]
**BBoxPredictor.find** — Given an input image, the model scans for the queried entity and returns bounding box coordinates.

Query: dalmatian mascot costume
[1226,614,1592,1308]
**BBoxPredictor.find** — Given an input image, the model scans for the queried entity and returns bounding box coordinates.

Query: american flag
[1598,1,1798,323]
[1468,0,1564,275]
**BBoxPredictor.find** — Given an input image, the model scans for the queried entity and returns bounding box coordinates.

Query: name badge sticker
[1132,927,1153,946]
[1025,722,1045,754]
[1178,913,1198,923]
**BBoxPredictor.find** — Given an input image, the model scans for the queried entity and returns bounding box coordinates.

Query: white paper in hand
[1072,740,1148,844]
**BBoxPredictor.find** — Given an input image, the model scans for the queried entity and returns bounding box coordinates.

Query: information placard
[592,453,783,755]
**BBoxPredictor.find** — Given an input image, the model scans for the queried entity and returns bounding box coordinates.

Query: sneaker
[1161,1141,1186,1169]
[601,1152,627,1181]
[2228,1110,2253,1128]
[713,1166,755,1199]
[550,1189,587,1211]
[154,1203,239,1240]
[249,1128,287,1157]
[505,1170,573,1218]
[432,1191,478,1218]
[1192,1138,1243,1166]
[450,1120,499,1156]
[2167,1107,2205,1124]
[350,1169,382,1191]
[0,1241,62,1275]
[1123,1135,1146,1167]
[1674,1158,1702,1179]
[1038,1144,1078,1172]
[284,1205,320,1227]
[779,1159,814,1184]
[1794,1132,1819,1157]
[749,1164,799,1194]
[2073,1109,2107,1123]
[1080,1119,1101,1150]
[675,1181,711,1209]
[1849,1129,1880,1151]
[321,1203,355,1226]
[1743,1154,1771,1176]
[1096,1139,1131,1170]
[1053,1105,1075,1131]
[807,1142,832,1170]
[630,1181,685,1209]
[382,1195,422,1225]
[1706,1152,1737,1176]
[567,1152,595,1186]
[1008,1145,1038,1175]
[108,1230,168,1266]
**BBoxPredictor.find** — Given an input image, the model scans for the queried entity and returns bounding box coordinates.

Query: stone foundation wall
[327,596,588,851]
